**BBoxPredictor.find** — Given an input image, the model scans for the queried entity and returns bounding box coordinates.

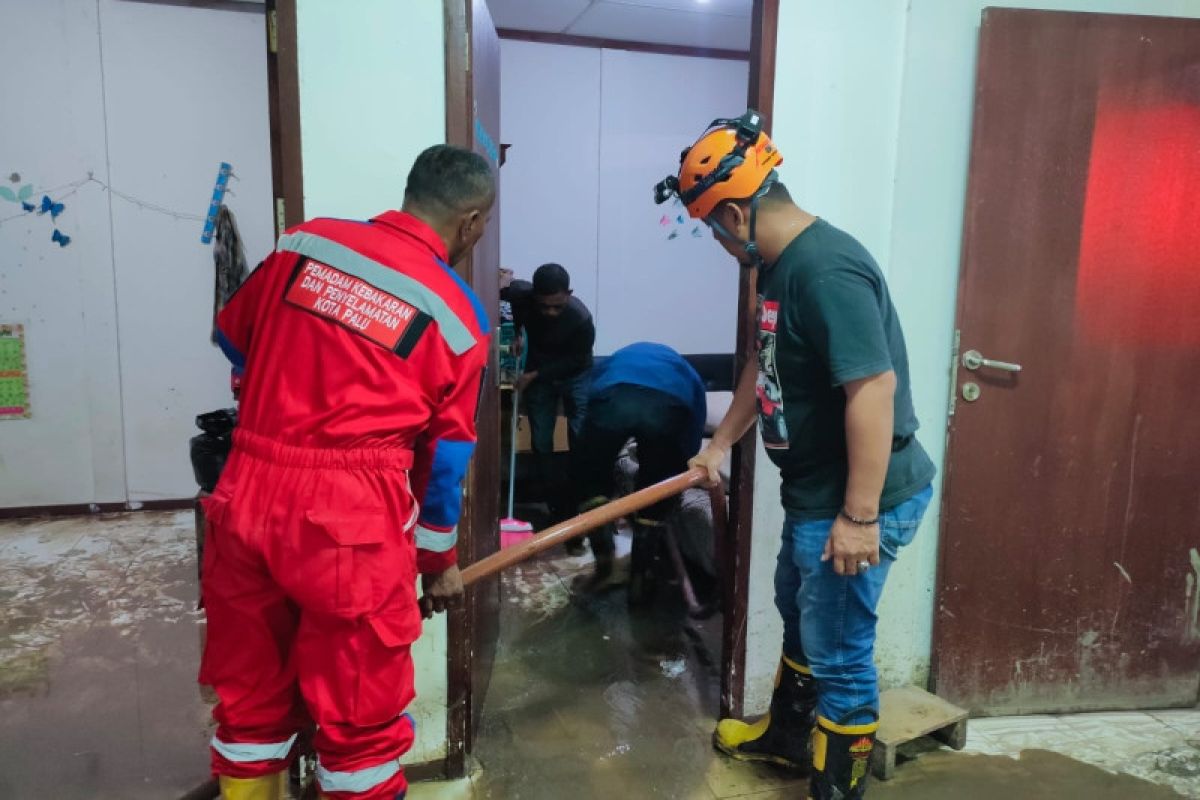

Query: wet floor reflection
[0,512,212,799]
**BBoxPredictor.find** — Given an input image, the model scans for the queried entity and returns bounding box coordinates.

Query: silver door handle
[962,349,1021,373]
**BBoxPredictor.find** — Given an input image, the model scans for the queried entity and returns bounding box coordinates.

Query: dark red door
[933,8,1200,715]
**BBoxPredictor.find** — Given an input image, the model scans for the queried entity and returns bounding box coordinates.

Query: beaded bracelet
[839,509,879,526]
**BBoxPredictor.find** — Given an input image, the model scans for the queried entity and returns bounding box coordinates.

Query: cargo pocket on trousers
[302,509,387,616]
[198,496,227,591]
[353,607,421,727]
[197,496,229,685]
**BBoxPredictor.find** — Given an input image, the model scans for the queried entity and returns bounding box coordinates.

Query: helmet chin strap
[706,171,779,269]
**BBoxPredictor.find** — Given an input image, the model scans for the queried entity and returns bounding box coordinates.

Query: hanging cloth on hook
[211,205,249,345]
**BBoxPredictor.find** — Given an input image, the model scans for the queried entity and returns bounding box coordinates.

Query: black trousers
[571,385,693,554]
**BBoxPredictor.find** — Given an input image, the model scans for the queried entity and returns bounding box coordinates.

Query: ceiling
[486,0,753,52]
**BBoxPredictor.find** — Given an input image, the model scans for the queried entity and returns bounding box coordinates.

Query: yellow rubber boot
[218,771,287,800]
[713,655,817,771]
[808,714,879,799]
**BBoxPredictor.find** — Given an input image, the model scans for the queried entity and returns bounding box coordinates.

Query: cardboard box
[515,414,569,453]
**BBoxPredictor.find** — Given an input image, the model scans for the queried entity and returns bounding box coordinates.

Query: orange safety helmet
[655,109,783,219]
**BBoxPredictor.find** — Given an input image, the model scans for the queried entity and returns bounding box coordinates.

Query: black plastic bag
[190,408,237,492]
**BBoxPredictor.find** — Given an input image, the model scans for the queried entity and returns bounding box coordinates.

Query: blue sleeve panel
[216,327,246,371]
[437,258,492,335]
[418,439,476,528]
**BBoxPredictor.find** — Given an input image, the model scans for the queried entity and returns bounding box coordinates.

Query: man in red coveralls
[201,144,495,800]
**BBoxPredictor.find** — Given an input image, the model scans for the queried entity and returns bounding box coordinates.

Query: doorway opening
[444,0,780,778]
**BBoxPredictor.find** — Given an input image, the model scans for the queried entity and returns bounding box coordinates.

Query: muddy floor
[871,750,1187,799]
[0,511,212,799]
[0,512,1195,799]
[466,540,1195,799]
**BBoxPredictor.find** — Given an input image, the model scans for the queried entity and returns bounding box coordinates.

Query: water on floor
[471,540,731,799]
[0,511,212,799]
[447,543,1198,800]
[1,512,1197,799]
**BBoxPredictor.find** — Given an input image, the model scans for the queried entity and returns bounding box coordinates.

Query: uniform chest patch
[285,259,430,355]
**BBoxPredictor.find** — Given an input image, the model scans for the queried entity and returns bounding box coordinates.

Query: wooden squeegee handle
[179,470,713,800]
[460,468,709,587]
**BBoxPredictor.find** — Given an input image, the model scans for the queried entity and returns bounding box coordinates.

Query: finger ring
[857,561,871,571]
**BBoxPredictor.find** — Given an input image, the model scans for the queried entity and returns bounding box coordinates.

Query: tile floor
[408,710,1200,799]
[962,711,1200,798]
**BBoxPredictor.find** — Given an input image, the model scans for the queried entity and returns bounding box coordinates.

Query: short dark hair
[760,180,793,205]
[715,179,792,217]
[533,263,570,295]
[404,144,495,216]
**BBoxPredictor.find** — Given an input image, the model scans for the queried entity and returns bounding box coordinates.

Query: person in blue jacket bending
[570,342,707,597]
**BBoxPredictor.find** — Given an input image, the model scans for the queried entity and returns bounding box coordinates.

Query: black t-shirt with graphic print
[755,218,935,518]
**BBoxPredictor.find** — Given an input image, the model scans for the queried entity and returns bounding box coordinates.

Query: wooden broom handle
[461,468,709,586]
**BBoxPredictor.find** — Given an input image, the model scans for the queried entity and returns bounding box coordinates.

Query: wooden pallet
[872,686,969,780]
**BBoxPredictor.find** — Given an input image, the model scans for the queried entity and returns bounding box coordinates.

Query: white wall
[500,40,748,356]
[295,0,450,765]
[745,0,1200,714]
[298,0,448,220]
[499,41,602,318]
[102,0,274,502]
[596,49,748,355]
[744,0,912,713]
[0,1,271,509]
[0,1,124,508]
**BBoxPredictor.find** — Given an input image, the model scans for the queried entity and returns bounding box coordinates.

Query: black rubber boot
[571,496,610,560]
[713,656,817,771]
[574,525,617,593]
[807,712,879,799]
[627,518,667,607]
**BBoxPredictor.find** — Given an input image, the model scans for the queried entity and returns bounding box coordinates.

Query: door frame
[263,0,503,780]
[443,0,501,778]
[443,0,470,778]
[442,0,780,768]
[721,0,779,721]
[266,0,781,779]
[263,0,303,236]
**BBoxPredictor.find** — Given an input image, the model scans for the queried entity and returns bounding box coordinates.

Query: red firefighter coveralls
[202,210,490,799]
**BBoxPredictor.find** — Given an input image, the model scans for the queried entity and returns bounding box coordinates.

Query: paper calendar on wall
[0,324,31,419]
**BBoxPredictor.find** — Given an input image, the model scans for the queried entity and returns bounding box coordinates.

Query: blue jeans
[524,372,590,521]
[774,485,933,725]
[524,371,590,454]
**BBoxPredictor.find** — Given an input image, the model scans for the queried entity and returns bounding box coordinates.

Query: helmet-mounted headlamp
[653,109,765,209]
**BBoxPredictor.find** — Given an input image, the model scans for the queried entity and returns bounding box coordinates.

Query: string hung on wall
[0,169,221,248]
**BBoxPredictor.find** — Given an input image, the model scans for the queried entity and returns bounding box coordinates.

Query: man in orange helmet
[657,111,935,799]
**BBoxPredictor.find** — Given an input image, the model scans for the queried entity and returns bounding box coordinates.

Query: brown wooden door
[445,0,502,774]
[933,8,1200,715]
[465,0,502,748]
